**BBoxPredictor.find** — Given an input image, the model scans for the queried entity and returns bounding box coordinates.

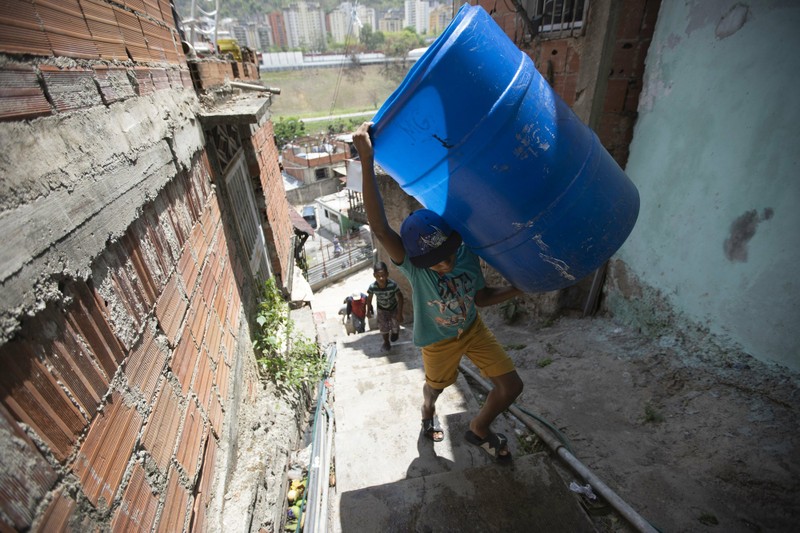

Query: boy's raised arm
[352,122,406,265]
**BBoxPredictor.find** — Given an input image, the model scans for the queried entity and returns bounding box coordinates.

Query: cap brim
[409,231,462,268]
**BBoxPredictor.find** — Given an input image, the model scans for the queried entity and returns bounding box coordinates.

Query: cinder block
[39,64,103,113]
[187,295,209,352]
[0,340,88,462]
[0,2,52,56]
[142,380,182,472]
[178,246,200,299]
[192,435,218,530]
[111,463,158,531]
[114,6,150,62]
[125,325,168,402]
[205,312,222,364]
[81,0,128,61]
[157,466,190,532]
[34,489,84,532]
[192,346,213,411]
[36,0,101,59]
[72,392,143,507]
[36,304,110,413]
[155,274,188,345]
[0,64,52,121]
[93,65,135,105]
[171,331,197,395]
[0,403,59,530]
[132,66,155,96]
[175,397,206,480]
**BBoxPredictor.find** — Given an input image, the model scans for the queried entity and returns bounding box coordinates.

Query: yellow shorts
[421,314,515,389]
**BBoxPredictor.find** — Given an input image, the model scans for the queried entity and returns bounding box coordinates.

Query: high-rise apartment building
[404,0,431,34]
[429,3,454,36]
[283,1,327,51]
[329,3,378,44]
[379,8,404,33]
[268,12,289,49]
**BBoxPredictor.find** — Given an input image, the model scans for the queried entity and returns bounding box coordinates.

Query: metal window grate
[224,150,272,283]
[524,0,587,39]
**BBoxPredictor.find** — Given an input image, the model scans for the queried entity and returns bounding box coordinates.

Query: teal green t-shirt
[395,244,485,347]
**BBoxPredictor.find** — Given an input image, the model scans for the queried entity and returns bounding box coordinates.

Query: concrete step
[336,333,422,373]
[330,452,597,533]
[333,356,521,494]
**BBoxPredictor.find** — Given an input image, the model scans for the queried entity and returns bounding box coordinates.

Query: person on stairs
[344,291,371,334]
[353,121,524,462]
[367,261,405,353]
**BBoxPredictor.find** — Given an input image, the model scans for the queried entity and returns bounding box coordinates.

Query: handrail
[302,343,337,532]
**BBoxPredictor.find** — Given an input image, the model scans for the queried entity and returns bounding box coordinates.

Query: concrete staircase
[329,329,597,532]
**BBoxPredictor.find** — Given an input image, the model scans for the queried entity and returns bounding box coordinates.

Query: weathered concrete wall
[286,177,342,207]
[609,1,800,370]
[0,77,200,344]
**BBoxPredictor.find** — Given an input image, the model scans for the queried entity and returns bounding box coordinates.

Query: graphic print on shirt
[427,272,475,331]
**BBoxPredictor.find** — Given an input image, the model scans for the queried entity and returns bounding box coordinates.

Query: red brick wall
[0,2,277,529]
[595,0,661,167]
[0,0,191,121]
[253,120,294,287]
[0,153,253,531]
[472,0,660,169]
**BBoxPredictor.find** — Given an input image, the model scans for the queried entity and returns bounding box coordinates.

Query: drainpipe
[459,363,659,533]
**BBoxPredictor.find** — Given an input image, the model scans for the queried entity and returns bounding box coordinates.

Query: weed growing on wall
[254,278,325,391]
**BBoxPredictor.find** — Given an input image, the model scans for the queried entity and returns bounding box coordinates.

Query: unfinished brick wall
[253,119,295,284]
[0,1,275,529]
[593,0,660,167]
[0,0,191,121]
[0,152,257,530]
[472,0,660,169]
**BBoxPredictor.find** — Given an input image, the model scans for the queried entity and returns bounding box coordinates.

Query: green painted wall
[614,0,800,370]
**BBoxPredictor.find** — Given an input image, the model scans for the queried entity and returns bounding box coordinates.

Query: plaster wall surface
[0,91,203,343]
[618,0,800,369]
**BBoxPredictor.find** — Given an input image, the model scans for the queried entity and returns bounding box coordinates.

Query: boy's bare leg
[381,332,390,352]
[468,371,523,441]
[422,383,444,440]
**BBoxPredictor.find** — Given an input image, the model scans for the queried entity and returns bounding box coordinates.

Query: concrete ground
[310,267,601,532]
[307,265,800,533]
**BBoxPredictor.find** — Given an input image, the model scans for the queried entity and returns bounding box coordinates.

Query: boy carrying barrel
[352,121,524,462]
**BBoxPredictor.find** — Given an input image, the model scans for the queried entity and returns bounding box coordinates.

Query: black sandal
[465,430,512,462]
[421,416,444,442]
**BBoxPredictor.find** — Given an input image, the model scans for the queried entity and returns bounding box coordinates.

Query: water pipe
[302,344,337,531]
[316,403,335,531]
[459,363,659,533]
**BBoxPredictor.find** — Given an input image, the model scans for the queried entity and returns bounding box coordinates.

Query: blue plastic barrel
[371,4,640,292]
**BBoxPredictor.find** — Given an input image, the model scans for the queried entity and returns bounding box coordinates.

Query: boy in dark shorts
[367,261,405,353]
[353,121,524,462]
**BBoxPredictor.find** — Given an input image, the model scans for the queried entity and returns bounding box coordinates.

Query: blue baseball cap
[400,209,462,268]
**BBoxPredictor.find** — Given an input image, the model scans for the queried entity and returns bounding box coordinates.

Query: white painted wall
[614,0,800,370]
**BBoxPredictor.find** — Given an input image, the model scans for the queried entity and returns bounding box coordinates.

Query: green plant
[698,513,719,526]
[643,402,664,424]
[503,343,526,351]
[516,433,544,455]
[254,278,325,391]
[536,357,553,368]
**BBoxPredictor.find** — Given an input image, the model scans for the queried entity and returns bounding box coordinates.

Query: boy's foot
[390,329,399,342]
[380,343,390,353]
[422,416,444,442]
[465,430,512,462]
